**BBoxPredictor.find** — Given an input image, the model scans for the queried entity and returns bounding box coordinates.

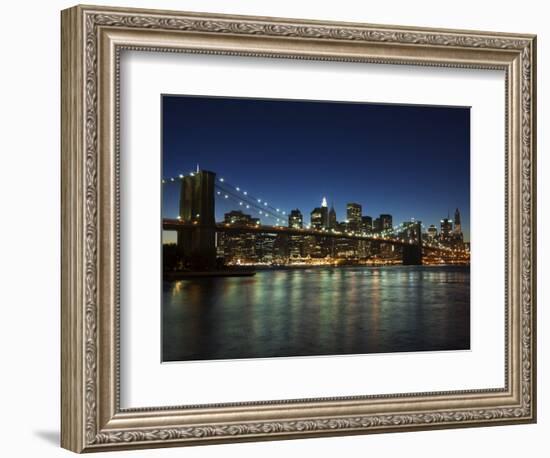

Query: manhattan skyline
[162,94,470,242]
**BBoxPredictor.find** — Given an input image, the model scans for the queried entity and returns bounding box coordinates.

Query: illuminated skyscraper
[288,209,305,260]
[440,217,453,244]
[380,214,393,232]
[321,197,329,228]
[311,197,329,229]
[288,209,303,229]
[427,224,438,240]
[347,203,362,231]
[310,208,323,229]
[361,215,373,233]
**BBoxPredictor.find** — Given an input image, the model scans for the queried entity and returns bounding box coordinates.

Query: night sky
[162,95,470,242]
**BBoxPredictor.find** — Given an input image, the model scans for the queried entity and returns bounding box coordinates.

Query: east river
[162,265,470,362]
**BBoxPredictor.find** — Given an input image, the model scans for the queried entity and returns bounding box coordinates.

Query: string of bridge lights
[161,172,454,252]
[161,172,289,224]
[215,177,289,221]
[214,184,286,224]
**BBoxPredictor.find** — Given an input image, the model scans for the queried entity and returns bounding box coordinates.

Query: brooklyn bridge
[162,169,465,270]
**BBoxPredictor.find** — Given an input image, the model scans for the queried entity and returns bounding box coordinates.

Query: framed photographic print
[61,4,537,453]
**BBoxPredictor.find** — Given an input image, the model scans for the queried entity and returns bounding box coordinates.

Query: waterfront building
[255,233,277,263]
[222,210,259,264]
[216,233,225,258]
[305,235,330,258]
[271,234,289,263]
[287,209,305,261]
[288,234,307,261]
[335,237,358,258]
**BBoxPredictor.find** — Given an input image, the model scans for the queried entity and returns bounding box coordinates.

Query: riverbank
[226,262,470,271]
[163,269,255,280]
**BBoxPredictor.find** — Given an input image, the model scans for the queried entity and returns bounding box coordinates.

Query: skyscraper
[361,215,373,233]
[311,197,329,229]
[452,208,464,247]
[328,204,337,229]
[321,197,329,228]
[347,203,362,231]
[427,224,438,240]
[454,208,462,234]
[310,208,323,229]
[380,214,393,232]
[440,217,453,244]
[288,209,303,229]
[288,209,305,261]
[373,217,381,233]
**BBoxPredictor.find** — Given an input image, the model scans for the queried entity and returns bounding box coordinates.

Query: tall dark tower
[454,208,462,234]
[177,170,217,269]
[452,207,464,247]
[402,221,423,265]
[328,204,337,229]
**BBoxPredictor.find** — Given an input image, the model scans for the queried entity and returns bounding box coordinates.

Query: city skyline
[161,95,471,362]
[162,95,470,243]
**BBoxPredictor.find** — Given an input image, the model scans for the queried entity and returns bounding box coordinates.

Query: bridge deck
[160,219,445,250]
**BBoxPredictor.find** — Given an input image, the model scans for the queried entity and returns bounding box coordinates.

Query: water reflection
[162,266,470,362]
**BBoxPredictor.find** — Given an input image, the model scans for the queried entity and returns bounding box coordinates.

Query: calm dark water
[162,266,470,362]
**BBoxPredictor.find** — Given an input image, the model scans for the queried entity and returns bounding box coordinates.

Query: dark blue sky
[162,95,470,242]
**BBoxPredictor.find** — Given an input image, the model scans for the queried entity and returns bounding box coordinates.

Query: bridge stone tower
[177,170,217,270]
[402,221,423,265]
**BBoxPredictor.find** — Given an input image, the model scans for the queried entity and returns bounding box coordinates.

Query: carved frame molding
[61,4,536,453]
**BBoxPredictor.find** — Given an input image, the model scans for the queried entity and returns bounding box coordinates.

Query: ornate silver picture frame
[61,4,536,453]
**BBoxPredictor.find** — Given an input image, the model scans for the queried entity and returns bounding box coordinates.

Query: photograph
[161,95,471,362]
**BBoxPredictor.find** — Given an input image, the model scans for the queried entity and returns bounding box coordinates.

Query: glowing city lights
[161,169,468,265]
